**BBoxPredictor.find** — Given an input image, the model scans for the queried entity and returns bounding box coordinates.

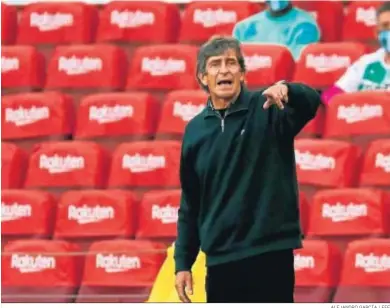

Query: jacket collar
[204,85,251,118]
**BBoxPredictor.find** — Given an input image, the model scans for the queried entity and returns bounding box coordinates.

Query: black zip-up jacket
[174,82,321,272]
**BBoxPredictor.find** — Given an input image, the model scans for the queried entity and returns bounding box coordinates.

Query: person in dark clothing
[174,35,321,303]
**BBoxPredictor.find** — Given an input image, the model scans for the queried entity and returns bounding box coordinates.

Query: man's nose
[219,62,229,74]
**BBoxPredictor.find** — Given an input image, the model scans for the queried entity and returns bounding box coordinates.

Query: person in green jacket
[174,35,321,303]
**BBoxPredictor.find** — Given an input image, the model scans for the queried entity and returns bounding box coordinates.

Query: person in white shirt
[321,2,390,104]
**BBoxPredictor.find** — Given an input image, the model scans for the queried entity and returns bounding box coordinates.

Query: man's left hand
[263,83,289,110]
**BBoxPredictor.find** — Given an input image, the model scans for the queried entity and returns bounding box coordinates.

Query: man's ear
[240,73,245,83]
[198,72,208,87]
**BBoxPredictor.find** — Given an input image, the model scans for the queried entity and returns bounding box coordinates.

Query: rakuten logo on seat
[356,7,376,27]
[58,56,103,76]
[294,254,315,271]
[141,57,186,76]
[337,104,383,123]
[39,154,85,174]
[68,204,114,225]
[355,253,390,273]
[244,55,272,71]
[375,153,390,173]
[295,150,336,170]
[30,12,74,31]
[152,204,178,224]
[306,54,351,73]
[11,254,56,273]
[96,253,141,273]
[122,154,166,173]
[89,105,134,124]
[173,101,204,122]
[322,202,368,222]
[110,10,155,28]
[193,9,237,28]
[5,106,50,127]
[1,57,20,73]
[1,202,32,222]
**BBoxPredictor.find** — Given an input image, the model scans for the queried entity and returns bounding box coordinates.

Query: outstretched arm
[263,81,322,139]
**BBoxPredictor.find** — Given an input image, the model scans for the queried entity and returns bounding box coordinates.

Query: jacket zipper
[215,110,228,132]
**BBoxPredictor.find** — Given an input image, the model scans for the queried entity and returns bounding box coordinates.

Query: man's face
[200,49,244,100]
[377,10,390,33]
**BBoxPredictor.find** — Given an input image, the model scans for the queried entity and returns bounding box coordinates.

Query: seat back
[77,239,166,302]
[333,238,390,303]
[53,189,136,252]
[1,91,74,153]
[1,239,82,303]
[1,143,28,189]
[294,239,342,303]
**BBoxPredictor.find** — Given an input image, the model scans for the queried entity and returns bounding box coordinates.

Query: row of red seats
[2,139,389,192]
[1,1,383,46]
[2,189,180,245]
[2,187,389,247]
[2,91,389,145]
[2,238,389,303]
[1,41,376,91]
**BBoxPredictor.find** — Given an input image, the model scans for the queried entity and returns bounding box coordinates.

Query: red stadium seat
[1,3,17,45]
[45,44,127,107]
[108,141,181,200]
[76,239,166,302]
[24,141,109,195]
[307,188,390,252]
[324,92,390,149]
[342,1,384,44]
[333,238,390,303]
[1,92,74,153]
[359,139,390,191]
[294,139,361,201]
[1,46,45,94]
[1,190,56,250]
[74,92,159,151]
[126,44,198,99]
[242,44,295,88]
[136,189,180,243]
[156,90,207,140]
[179,1,261,43]
[1,239,82,303]
[294,1,344,42]
[97,1,180,45]
[1,143,28,189]
[17,2,98,61]
[53,190,136,251]
[293,42,367,89]
[294,239,342,303]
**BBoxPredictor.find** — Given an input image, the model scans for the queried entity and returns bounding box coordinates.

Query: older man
[174,36,321,303]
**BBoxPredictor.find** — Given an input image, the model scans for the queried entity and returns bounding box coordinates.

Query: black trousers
[206,249,295,303]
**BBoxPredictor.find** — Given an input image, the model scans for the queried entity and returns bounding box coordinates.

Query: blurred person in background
[322,2,390,104]
[174,36,321,303]
[232,0,320,60]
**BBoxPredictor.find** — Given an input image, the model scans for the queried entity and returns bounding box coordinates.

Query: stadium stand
[1,0,389,303]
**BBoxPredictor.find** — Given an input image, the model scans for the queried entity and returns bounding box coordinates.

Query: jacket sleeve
[274,82,322,139]
[174,129,201,273]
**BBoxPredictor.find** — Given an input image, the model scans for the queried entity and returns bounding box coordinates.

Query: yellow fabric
[148,244,207,303]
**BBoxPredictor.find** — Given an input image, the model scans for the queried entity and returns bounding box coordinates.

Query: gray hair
[196,36,246,92]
